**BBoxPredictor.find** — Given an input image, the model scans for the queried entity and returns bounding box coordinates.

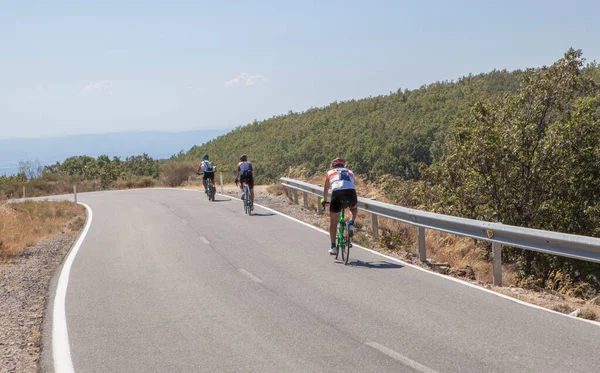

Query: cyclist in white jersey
[197,154,216,194]
[321,158,358,255]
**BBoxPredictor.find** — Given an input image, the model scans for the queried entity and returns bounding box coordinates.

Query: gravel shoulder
[1,233,79,373]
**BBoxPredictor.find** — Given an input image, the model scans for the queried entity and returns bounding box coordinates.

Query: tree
[18,159,43,180]
[429,49,600,293]
[122,153,159,178]
[59,156,100,180]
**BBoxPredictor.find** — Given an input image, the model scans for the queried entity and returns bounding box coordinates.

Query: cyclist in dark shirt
[235,154,254,207]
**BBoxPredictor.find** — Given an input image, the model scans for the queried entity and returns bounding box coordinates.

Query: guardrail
[281,177,600,286]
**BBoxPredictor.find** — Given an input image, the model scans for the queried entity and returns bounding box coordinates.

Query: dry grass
[0,201,85,260]
[267,184,285,196]
[496,286,600,321]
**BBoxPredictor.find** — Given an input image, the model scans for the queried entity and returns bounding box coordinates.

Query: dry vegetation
[0,200,85,260]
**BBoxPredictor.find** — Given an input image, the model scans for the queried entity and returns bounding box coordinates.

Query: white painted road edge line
[238,268,263,283]
[53,202,93,373]
[120,188,600,327]
[366,342,440,373]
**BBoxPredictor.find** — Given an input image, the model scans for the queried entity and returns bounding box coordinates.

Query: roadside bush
[160,161,195,187]
[136,176,156,188]
[113,178,137,189]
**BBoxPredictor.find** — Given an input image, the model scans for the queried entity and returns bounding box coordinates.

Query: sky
[0,0,599,139]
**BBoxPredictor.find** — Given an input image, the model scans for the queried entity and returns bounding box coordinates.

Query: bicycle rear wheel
[343,231,351,265]
[244,187,251,215]
[210,184,216,201]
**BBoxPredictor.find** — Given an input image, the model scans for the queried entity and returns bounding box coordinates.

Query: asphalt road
[41,189,600,372]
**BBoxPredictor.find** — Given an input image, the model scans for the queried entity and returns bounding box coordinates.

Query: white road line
[366,342,440,373]
[53,203,93,373]
[199,236,210,244]
[238,268,263,283]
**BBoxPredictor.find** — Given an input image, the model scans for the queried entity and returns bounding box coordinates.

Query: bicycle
[322,201,352,265]
[206,176,216,201]
[237,180,253,215]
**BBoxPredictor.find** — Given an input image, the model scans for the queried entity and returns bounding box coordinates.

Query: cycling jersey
[238,161,253,177]
[327,168,355,191]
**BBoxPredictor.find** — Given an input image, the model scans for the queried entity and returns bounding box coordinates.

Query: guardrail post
[492,242,502,286]
[73,185,78,205]
[303,192,308,208]
[371,214,379,240]
[370,198,378,239]
[317,184,323,214]
[293,189,299,204]
[219,172,224,193]
[418,227,426,262]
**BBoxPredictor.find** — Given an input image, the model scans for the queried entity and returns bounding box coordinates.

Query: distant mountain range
[0,129,228,176]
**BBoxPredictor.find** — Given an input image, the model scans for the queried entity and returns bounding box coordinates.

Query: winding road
[40,189,600,372]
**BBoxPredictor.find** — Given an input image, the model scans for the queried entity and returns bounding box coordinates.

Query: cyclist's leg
[350,205,358,221]
[202,174,208,191]
[329,192,343,251]
[248,176,255,205]
[329,211,339,244]
[340,190,358,237]
[239,177,247,199]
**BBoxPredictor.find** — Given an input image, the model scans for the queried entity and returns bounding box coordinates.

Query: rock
[449,265,476,280]
[429,262,450,275]
[568,308,581,317]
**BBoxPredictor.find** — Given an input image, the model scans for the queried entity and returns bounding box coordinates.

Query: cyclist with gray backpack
[197,154,216,195]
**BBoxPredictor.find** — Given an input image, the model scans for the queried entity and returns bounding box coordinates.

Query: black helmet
[240,154,248,161]
[202,154,209,160]
[331,158,345,168]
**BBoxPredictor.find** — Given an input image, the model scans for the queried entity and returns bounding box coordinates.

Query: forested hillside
[181,70,523,182]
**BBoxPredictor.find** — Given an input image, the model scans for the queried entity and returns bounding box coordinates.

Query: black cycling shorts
[203,171,215,181]
[330,189,357,213]
[240,175,254,189]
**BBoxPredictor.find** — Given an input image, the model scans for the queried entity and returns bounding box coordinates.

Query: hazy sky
[1,0,598,139]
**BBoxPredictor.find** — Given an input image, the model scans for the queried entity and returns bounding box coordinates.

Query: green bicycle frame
[337,209,347,248]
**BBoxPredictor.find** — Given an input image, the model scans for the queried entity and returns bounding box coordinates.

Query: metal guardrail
[281,177,600,286]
